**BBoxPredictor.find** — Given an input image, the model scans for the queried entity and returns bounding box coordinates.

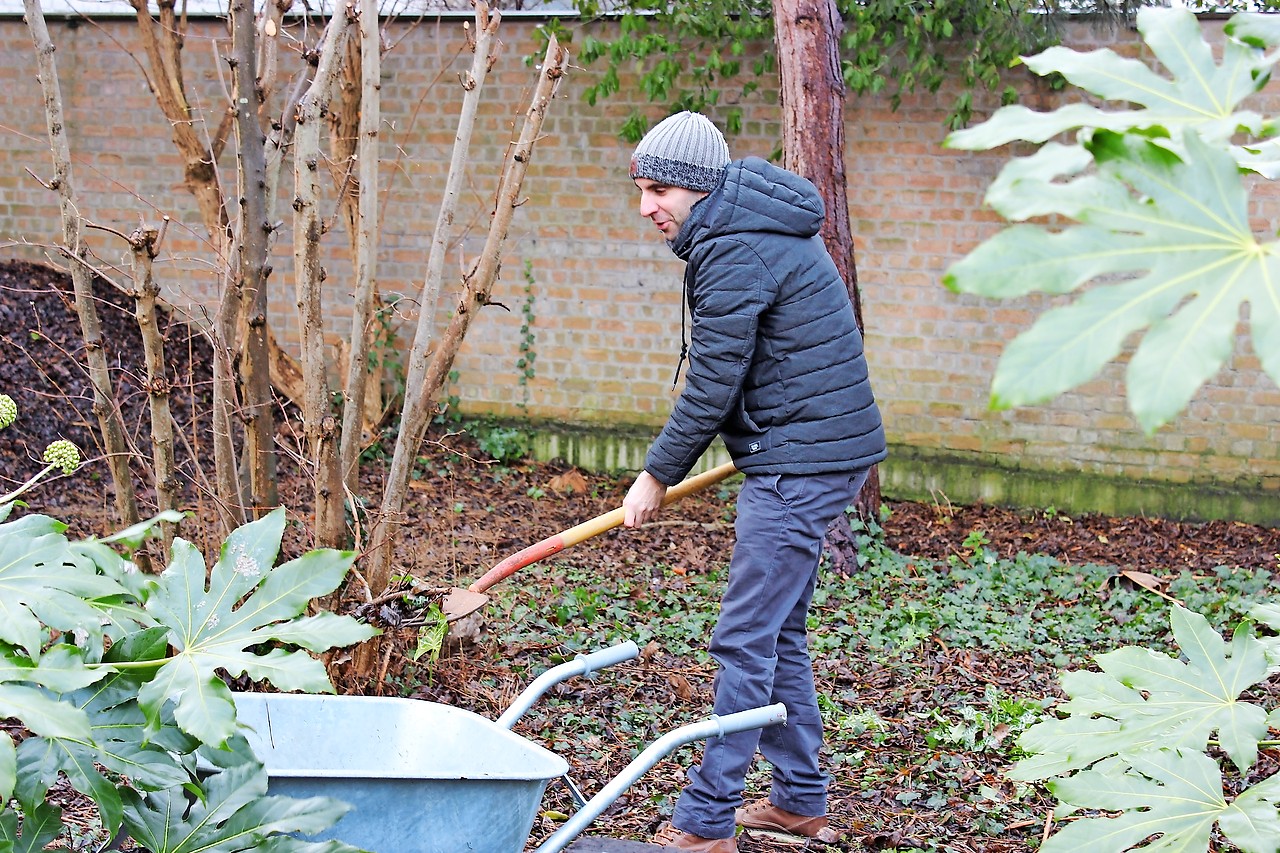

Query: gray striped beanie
[629,111,731,192]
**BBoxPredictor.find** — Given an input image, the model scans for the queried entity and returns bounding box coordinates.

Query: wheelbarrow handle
[532,703,788,853]
[496,641,641,730]
[467,461,739,595]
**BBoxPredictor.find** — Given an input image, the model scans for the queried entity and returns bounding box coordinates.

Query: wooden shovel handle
[467,461,739,594]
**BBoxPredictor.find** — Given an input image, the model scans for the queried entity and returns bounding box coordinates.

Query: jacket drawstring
[672,267,693,388]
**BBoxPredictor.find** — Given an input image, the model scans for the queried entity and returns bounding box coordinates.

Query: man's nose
[639,193,657,217]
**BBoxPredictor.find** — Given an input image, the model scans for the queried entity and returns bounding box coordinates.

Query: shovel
[441,461,740,622]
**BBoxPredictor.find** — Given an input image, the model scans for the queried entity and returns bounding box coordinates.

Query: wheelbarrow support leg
[532,703,788,853]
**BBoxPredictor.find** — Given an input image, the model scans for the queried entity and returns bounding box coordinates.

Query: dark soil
[5,258,1280,852]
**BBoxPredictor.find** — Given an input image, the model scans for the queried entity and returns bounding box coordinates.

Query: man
[622,111,887,853]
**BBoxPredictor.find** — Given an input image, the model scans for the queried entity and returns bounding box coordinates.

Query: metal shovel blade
[441,587,489,622]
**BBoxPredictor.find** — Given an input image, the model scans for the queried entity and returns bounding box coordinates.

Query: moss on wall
[518,421,1280,527]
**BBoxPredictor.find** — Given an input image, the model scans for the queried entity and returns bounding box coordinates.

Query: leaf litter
[4,259,1280,851]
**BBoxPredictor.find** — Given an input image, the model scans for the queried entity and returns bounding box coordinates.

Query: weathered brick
[0,13,1276,500]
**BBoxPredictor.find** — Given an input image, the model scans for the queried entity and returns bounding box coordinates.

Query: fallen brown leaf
[548,470,588,494]
[668,673,694,701]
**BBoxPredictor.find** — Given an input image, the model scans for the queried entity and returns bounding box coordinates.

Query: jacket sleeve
[645,237,777,485]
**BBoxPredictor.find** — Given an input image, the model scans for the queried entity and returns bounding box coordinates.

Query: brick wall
[1,12,1277,522]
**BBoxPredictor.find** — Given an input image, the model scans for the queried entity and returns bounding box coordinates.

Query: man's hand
[624,470,668,527]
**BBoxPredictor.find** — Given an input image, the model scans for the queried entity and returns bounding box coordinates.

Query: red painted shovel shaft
[466,462,737,595]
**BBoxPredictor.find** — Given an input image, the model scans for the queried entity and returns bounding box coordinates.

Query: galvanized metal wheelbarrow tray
[232,641,786,853]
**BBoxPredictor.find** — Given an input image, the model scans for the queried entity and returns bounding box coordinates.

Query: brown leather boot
[652,822,738,852]
[735,797,840,843]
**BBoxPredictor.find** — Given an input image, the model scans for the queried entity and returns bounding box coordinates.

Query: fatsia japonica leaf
[947,6,1280,176]
[0,734,11,804]
[15,677,200,838]
[1217,771,1280,852]
[1042,749,1247,852]
[0,643,98,735]
[120,761,360,853]
[945,128,1280,433]
[0,642,99,800]
[137,508,374,746]
[1244,600,1280,672]
[1014,606,1270,783]
[0,800,63,853]
[0,512,131,657]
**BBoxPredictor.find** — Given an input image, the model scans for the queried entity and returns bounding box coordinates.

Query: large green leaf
[15,676,201,837]
[946,128,1280,432]
[0,515,130,657]
[121,761,359,853]
[1217,771,1280,852]
[0,643,98,799]
[947,7,1280,175]
[1014,605,1270,781]
[138,509,374,746]
[0,642,99,710]
[16,733,123,836]
[1042,749,1230,852]
[1244,600,1280,672]
[0,801,63,853]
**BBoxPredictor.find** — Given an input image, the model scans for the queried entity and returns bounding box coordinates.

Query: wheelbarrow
[232,640,785,853]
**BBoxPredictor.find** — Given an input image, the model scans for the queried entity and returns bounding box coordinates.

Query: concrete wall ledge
[510,421,1280,528]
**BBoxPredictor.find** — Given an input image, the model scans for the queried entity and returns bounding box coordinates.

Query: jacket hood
[672,156,825,257]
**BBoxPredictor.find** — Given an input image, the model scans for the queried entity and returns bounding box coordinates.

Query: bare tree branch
[338,0,385,493]
[293,4,356,546]
[230,0,279,515]
[24,0,146,555]
[364,2,504,598]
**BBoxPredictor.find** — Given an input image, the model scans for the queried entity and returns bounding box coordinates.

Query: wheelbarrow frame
[232,641,785,853]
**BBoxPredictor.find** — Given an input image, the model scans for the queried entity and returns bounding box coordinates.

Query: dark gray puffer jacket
[645,156,887,485]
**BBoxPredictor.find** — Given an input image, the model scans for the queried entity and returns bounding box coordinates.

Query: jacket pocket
[722,398,770,457]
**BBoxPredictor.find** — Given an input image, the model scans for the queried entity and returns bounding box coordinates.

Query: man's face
[635,178,708,240]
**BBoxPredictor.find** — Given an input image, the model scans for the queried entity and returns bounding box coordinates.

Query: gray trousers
[671,468,870,839]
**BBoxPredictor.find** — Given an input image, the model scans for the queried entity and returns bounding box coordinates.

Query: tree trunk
[130,222,181,557]
[293,9,355,549]
[348,22,566,691]
[231,0,278,516]
[129,0,308,530]
[335,3,387,494]
[129,0,243,531]
[371,31,567,593]
[128,0,230,251]
[363,3,504,601]
[772,0,881,515]
[25,0,148,553]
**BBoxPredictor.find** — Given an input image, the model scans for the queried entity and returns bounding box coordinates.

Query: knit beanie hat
[629,111,731,193]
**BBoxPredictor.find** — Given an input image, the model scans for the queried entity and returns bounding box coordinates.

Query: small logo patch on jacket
[748,441,762,453]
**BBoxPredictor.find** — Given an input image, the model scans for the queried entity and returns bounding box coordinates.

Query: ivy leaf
[947,7,1280,175]
[1013,605,1270,781]
[1042,749,1227,852]
[945,127,1280,433]
[121,762,358,853]
[137,509,374,746]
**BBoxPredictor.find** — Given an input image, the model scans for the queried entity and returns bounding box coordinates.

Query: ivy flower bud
[0,394,15,430]
[43,440,80,475]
